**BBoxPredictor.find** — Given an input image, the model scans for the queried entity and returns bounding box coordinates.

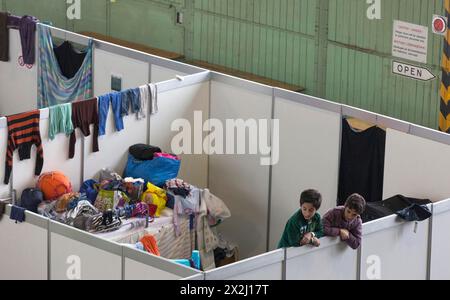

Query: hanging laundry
[7,14,38,65]
[69,98,99,159]
[149,83,158,114]
[337,119,386,205]
[120,88,141,117]
[0,201,6,220]
[37,25,93,108]
[98,92,124,136]
[138,84,149,120]
[48,103,74,140]
[10,206,26,223]
[4,110,44,184]
[53,40,87,79]
[0,11,9,62]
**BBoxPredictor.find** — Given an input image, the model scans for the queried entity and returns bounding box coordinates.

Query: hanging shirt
[337,119,386,205]
[48,103,74,140]
[4,110,44,184]
[0,11,9,62]
[53,40,87,79]
[37,25,93,108]
[69,98,99,159]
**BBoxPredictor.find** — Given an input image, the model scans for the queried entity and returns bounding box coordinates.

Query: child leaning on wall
[278,189,324,248]
[323,193,366,250]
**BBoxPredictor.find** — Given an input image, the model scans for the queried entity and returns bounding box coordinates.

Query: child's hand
[340,229,350,241]
[311,237,320,247]
[300,233,313,246]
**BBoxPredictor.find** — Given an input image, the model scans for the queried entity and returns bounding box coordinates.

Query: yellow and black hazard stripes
[440,1,450,132]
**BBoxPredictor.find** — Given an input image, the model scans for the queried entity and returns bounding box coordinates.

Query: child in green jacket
[278,189,324,248]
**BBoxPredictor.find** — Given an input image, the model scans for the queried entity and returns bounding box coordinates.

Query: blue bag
[123,154,180,187]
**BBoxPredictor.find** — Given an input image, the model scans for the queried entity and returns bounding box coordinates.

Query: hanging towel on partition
[4,110,44,184]
[337,119,386,205]
[7,14,38,65]
[37,25,93,108]
[98,92,124,136]
[149,83,158,114]
[138,85,149,120]
[0,11,9,62]
[48,103,74,140]
[70,98,99,159]
[53,40,87,79]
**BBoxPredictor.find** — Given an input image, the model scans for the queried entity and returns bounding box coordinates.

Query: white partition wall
[123,246,201,280]
[383,128,450,201]
[151,64,188,83]
[360,215,430,280]
[430,199,450,279]
[270,91,341,250]
[209,76,272,259]
[204,250,284,280]
[150,78,210,188]
[0,30,37,116]
[0,206,48,280]
[12,110,83,198]
[93,48,150,96]
[0,119,10,198]
[50,221,122,280]
[285,237,358,280]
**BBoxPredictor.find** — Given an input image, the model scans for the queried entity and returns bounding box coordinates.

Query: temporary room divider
[2,23,450,280]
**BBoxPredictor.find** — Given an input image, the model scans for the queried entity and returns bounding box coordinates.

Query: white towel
[138,85,149,120]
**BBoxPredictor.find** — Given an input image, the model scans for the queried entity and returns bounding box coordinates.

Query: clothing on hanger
[337,118,386,205]
[53,40,88,79]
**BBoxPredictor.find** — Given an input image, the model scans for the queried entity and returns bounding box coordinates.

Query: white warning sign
[392,20,428,63]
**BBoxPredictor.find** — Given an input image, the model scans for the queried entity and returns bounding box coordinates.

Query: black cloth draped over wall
[53,41,87,79]
[337,118,386,205]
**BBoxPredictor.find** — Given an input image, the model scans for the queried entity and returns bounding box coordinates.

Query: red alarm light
[433,16,447,34]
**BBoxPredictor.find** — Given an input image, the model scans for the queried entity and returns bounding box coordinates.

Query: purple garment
[7,14,38,65]
[323,206,362,249]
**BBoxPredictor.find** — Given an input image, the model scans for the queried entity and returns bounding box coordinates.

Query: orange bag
[37,171,73,201]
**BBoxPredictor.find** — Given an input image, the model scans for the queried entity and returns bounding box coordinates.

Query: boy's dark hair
[345,194,366,215]
[299,189,322,210]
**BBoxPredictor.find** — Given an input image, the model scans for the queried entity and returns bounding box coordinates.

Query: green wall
[2,0,446,129]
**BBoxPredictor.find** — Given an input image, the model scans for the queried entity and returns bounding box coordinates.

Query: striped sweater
[4,110,44,184]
